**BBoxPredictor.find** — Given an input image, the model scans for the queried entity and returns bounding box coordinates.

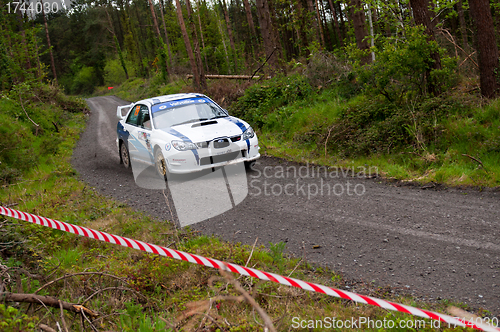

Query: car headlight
[172,140,198,151]
[242,127,255,140]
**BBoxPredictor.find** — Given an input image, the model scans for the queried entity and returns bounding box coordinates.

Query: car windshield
[151,98,228,129]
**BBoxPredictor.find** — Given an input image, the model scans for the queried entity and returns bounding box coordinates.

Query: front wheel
[120,142,131,169]
[155,148,168,180]
[244,160,256,171]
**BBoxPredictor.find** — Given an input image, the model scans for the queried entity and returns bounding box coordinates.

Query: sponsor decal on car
[165,143,171,151]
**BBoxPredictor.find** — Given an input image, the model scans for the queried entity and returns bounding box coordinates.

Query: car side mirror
[117,104,133,120]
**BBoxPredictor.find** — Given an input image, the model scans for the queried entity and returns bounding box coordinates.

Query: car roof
[135,93,207,107]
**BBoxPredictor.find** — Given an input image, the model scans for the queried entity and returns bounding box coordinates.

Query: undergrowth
[228,27,500,187]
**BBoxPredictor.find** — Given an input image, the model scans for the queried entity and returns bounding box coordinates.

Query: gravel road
[73,96,500,316]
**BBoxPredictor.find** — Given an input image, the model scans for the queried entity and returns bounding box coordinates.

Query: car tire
[244,160,256,171]
[154,148,169,180]
[120,142,131,169]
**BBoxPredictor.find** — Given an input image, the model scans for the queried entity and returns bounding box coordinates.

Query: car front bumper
[165,136,260,174]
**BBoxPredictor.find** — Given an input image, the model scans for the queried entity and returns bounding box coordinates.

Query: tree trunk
[293,0,309,55]
[469,0,500,98]
[314,0,325,47]
[105,7,129,80]
[175,0,201,88]
[456,0,468,53]
[367,3,375,61]
[40,0,57,84]
[16,7,31,72]
[327,0,342,46]
[160,0,174,70]
[185,0,207,89]
[348,0,370,63]
[335,0,346,42]
[215,8,231,71]
[148,0,170,78]
[410,0,442,94]
[255,0,283,72]
[318,0,331,49]
[195,0,209,73]
[306,0,320,44]
[242,0,257,43]
[220,0,238,71]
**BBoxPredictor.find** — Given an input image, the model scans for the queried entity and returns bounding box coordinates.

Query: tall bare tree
[469,0,500,98]
[255,0,281,71]
[185,0,207,89]
[148,0,170,78]
[410,0,442,94]
[306,0,320,44]
[40,0,57,84]
[220,0,238,71]
[456,0,468,52]
[348,0,370,63]
[314,0,325,47]
[175,0,201,88]
[242,0,257,46]
[327,0,343,45]
[159,0,174,70]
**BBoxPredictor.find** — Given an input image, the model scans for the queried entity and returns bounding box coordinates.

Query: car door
[123,104,153,165]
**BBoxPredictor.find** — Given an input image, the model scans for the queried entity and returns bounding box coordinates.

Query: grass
[250,86,500,188]
[0,86,483,331]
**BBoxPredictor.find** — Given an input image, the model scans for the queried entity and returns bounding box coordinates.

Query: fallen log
[2,292,98,317]
[186,74,268,80]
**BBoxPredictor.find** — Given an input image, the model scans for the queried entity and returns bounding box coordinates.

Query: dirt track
[73,96,500,316]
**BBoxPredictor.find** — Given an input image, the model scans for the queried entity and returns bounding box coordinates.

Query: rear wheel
[120,142,131,169]
[155,148,168,179]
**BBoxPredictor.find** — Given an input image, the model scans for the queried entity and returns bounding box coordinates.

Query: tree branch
[1,292,98,317]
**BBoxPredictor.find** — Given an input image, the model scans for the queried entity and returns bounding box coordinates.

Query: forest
[1,0,498,97]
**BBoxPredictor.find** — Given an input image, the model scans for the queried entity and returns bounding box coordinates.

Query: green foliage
[119,303,170,331]
[0,12,45,91]
[350,26,458,103]
[0,83,87,184]
[268,241,286,272]
[70,66,100,95]
[230,74,314,127]
[0,304,36,331]
[104,56,136,86]
[305,51,350,89]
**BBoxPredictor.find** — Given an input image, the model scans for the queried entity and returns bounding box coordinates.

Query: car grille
[200,150,246,166]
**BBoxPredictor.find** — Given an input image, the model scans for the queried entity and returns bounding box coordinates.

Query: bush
[230,74,314,127]
[305,51,351,88]
[326,95,470,157]
[0,84,88,184]
[351,25,458,103]
[71,66,100,95]
[104,57,135,87]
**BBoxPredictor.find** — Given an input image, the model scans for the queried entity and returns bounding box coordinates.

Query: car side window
[126,105,141,126]
[138,106,152,130]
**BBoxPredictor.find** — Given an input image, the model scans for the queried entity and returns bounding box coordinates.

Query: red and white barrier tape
[1,206,498,331]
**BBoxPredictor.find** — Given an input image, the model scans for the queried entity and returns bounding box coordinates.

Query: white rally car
[116,93,260,177]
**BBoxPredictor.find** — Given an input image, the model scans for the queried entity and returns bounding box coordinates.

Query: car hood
[158,116,249,142]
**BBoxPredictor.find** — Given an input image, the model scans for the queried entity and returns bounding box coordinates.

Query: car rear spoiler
[116,104,133,120]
